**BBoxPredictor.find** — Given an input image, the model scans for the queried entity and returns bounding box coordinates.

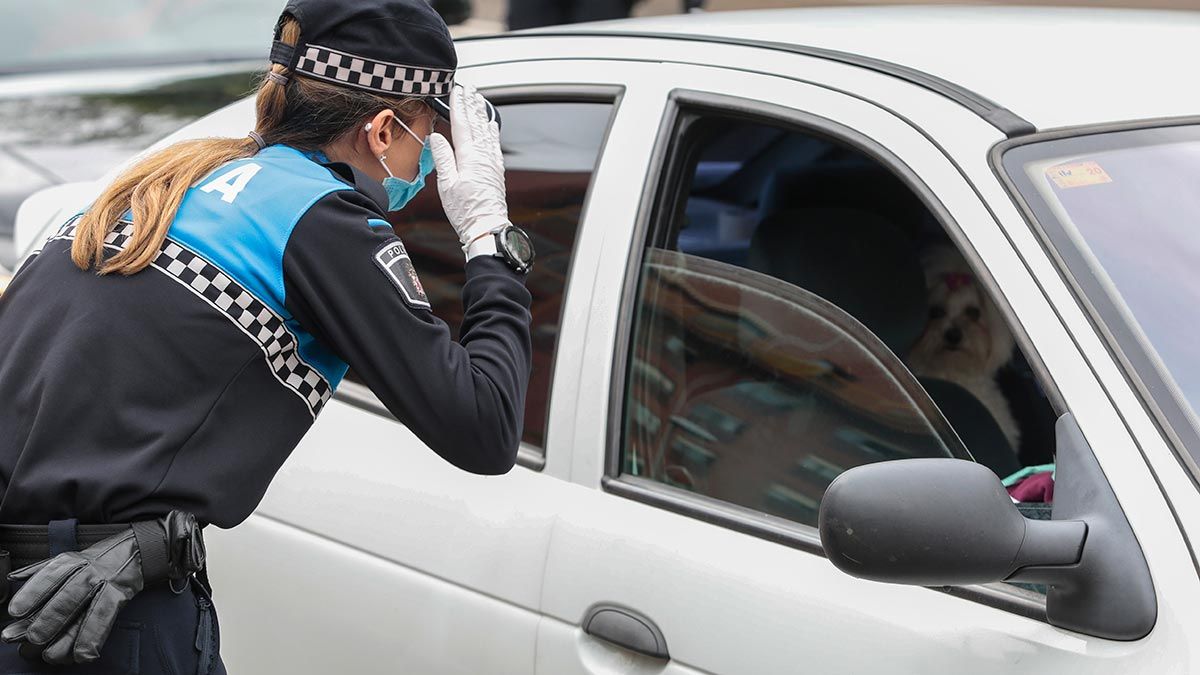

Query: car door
[201,60,653,674]
[536,60,1198,674]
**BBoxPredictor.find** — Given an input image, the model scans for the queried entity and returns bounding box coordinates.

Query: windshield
[0,0,278,73]
[1003,124,1200,470]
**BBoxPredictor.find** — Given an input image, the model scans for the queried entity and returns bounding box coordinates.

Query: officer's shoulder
[318,161,389,212]
[241,145,387,217]
[287,161,394,242]
[299,166,390,230]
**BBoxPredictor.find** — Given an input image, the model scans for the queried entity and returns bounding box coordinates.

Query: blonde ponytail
[71,19,301,275]
[71,17,426,275]
[72,137,259,274]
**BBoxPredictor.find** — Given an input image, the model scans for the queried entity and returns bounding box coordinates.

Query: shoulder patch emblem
[374,239,431,310]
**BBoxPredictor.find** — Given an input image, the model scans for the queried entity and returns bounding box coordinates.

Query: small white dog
[907,245,1020,452]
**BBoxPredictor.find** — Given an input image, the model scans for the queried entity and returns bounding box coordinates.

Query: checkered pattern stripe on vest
[40,220,333,417]
[295,44,454,97]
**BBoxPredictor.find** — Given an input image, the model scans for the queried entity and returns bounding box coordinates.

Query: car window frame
[333,84,624,472]
[603,88,1068,620]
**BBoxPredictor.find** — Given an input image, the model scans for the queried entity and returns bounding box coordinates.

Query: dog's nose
[944,326,963,346]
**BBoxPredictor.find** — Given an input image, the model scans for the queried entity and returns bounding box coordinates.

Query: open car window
[615,104,1059,592]
[625,249,968,524]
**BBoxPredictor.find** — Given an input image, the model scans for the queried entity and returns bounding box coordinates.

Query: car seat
[757,162,934,239]
[919,379,1021,477]
[747,208,925,356]
[746,207,1019,476]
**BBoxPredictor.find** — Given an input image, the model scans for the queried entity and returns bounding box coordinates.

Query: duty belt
[0,519,172,608]
[0,522,129,568]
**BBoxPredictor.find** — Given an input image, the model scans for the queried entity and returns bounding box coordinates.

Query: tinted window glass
[625,249,964,525]
[349,101,613,452]
[1004,125,1200,478]
[623,113,1056,531]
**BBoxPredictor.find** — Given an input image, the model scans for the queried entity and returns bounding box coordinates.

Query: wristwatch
[466,223,535,274]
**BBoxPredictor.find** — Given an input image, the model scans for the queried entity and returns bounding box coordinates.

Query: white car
[14,6,1200,674]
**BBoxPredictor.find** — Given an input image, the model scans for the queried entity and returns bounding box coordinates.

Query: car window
[627,247,970,523]
[1003,125,1200,486]
[346,100,615,453]
[620,110,1058,536]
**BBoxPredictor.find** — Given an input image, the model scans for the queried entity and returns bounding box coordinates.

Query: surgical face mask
[378,117,434,211]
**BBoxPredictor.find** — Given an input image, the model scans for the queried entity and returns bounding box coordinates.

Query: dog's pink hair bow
[942,272,974,291]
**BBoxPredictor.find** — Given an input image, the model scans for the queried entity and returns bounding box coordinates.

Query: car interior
[626,112,1059,534]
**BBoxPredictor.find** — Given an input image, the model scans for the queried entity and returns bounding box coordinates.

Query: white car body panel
[208,513,538,674]
[12,181,96,258]
[15,8,1200,673]
[564,7,1200,129]
[207,402,558,674]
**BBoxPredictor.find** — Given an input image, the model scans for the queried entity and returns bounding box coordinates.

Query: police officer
[0,0,533,671]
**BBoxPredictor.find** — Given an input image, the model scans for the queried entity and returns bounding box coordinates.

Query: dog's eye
[929,306,946,320]
[965,306,981,321]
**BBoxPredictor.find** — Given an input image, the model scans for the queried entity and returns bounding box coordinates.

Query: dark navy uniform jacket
[0,145,532,528]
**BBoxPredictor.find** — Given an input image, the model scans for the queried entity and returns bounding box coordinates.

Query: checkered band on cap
[39,219,334,418]
[295,44,454,97]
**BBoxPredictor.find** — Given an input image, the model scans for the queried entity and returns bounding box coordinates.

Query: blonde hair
[72,18,431,275]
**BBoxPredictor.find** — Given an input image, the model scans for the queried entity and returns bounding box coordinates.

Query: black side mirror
[818,413,1156,641]
[819,458,1084,585]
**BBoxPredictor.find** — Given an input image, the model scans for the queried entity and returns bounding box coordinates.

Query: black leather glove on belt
[0,510,206,664]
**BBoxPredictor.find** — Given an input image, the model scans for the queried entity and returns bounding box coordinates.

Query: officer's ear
[363,109,396,159]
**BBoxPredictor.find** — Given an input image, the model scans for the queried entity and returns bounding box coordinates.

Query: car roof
[536,6,1200,131]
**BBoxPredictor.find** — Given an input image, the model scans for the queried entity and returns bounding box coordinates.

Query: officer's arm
[283,189,532,474]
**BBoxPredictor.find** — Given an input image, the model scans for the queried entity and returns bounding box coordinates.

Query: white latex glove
[429,84,510,259]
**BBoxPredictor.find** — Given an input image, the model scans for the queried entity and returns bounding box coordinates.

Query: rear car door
[202,60,636,674]
[536,57,1198,674]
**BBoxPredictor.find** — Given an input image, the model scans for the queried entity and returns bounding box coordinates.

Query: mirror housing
[819,413,1156,641]
[819,458,1084,586]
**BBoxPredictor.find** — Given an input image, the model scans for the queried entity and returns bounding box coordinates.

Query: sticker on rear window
[374,239,431,311]
[1046,161,1112,189]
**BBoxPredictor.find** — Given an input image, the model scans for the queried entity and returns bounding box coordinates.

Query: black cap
[270,0,499,126]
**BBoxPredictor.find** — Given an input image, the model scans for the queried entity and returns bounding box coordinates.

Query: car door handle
[582,603,669,660]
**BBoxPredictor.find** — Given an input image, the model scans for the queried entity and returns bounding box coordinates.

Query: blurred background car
[0,0,483,276]
[0,0,283,269]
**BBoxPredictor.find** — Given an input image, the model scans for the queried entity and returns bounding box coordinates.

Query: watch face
[503,227,535,265]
